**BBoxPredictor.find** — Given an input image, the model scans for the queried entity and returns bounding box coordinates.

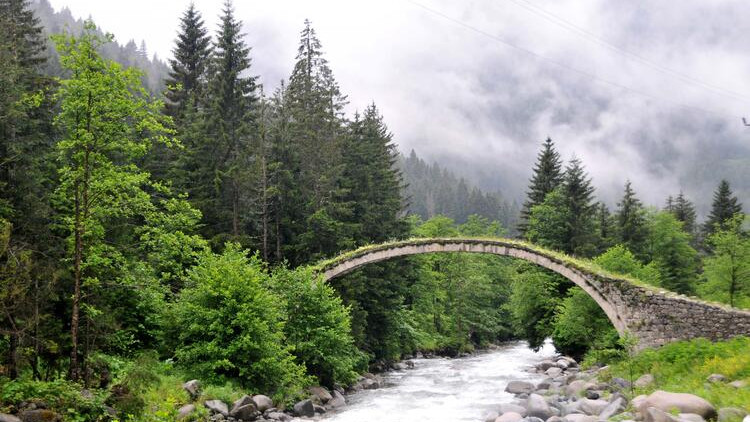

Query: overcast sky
[46,0,750,212]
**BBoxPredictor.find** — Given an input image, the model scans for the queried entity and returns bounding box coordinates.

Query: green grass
[601,336,750,411]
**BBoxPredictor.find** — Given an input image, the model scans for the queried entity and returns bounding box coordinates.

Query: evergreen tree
[561,157,597,257]
[615,181,648,260]
[285,19,349,262]
[594,202,615,253]
[645,212,698,294]
[340,104,406,244]
[519,137,563,234]
[164,2,212,118]
[704,180,743,238]
[668,191,697,239]
[197,0,259,240]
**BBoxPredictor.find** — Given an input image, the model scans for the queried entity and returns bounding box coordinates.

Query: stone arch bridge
[316,238,750,349]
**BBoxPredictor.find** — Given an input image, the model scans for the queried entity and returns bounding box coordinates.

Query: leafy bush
[551,287,619,359]
[270,266,364,387]
[164,244,308,400]
[0,378,108,420]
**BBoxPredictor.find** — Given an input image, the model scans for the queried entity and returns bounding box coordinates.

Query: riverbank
[492,337,750,422]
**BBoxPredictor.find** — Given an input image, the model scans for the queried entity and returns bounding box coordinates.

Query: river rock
[495,412,524,422]
[313,404,326,414]
[729,380,747,388]
[327,390,346,409]
[484,411,500,422]
[18,410,60,422]
[634,374,655,388]
[632,394,648,409]
[506,380,535,395]
[706,374,726,384]
[638,391,717,421]
[177,404,195,420]
[309,386,332,404]
[0,415,21,422]
[546,367,563,377]
[678,414,706,422]
[183,380,201,400]
[204,400,228,416]
[578,398,609,416]
[538,360,558,371]
[611,377,631,390]
[718,408,747,422]
[564,380,591,397]
[230,404,258,420]
[499,404,528,417]
[293,399,315,417]
[526,394,554,420]
[252,395,273,412]
[266,411,291,421]
[562,414,598,422]
[645,407,682,422]
[599,397,627,420]
[584,390,599,400]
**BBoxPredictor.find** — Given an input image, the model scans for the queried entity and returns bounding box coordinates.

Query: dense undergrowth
[590,336,750,412]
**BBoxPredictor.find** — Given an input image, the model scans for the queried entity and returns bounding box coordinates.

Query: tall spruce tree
[164,2,212,118]
[286,19,349,262]
[704,180,743,238]
[519,138,563,234]
[594,202,615,253]
[615,181,648,260]
[198,0,258,240]
[667,191,697,239]
[561,157,597,256]
[341,103,406,243]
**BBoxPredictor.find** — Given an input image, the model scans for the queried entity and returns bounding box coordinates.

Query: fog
[48,0,750,215]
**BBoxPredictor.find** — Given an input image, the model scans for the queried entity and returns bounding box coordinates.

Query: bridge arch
[317,238,750,349]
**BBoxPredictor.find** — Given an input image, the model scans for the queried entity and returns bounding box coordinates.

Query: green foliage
[606,337,750,410]
[594,244,661,286]
[165,244,308,399]
[0,378,108,419]
[645,211,698,294]
[526,188,570,252]
[508,263,565,350]
[703,179,743,239]
[270,266,363,387]
[615,181,648,260]
[551,287,619,359]
[519,137,564,234]
[700,214,750,308]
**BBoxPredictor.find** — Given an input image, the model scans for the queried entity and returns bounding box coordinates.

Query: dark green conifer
[615,180,648,259]
[519,138,563,234]
[670,191,697,238]
[561,157,597,257]
[704,180,742,237]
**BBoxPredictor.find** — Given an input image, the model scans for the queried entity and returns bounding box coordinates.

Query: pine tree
[594,202,615,253]
[340,103,407,244]
[164,2,212,118]
[669,191,697,238]
[561,157,597,256]
[704,180,743,238]
[615,181,648,260]
[519,138,563,234]
[197,0,259,239]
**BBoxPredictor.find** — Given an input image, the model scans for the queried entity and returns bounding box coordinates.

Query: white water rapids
[323,340,556,422]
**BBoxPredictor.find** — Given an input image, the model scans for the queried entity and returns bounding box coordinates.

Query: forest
[1,0,749,420]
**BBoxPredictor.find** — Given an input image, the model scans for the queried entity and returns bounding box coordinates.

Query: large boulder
[266,411,292,421]
[252,395,273,412]
[309,386,332,404]
[327,390,346,409]
[538,360,558,371]
[483,411,499,422]
[599,397,627,420]
[498,404,528,417]
[204,399,229,416]
[638,391,717,422]
[506,380,535,395]
[177,404,196,420]
[18,410,60,422]
[293,399,315,417]
[183,380,201,401]
[495,412,523,422]
[546,367,563,377]
[526,394,554,420]
[679,414,707,422]
[565,380,590,397]
[578,398,609,416]
[0,415,21,422]
[635,374,655,388]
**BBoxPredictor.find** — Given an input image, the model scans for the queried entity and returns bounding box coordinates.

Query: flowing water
[323,340,556,422]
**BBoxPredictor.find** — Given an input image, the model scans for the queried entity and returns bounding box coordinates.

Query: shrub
[270,266,364,387]
[0,378,108,420]
[165,244,308,400]
[551,287,619,359]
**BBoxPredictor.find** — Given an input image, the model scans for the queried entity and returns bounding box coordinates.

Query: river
[323,340,557,422]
